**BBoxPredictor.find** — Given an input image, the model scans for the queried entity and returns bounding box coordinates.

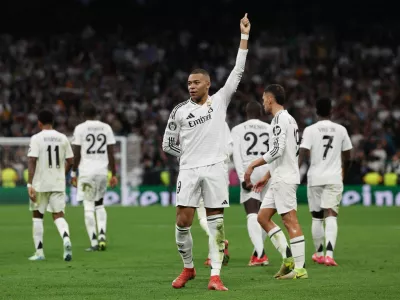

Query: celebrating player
[231,101,271,266]
[71,102,118,251]
[27,110,74,261]
[162,13,251,291]
[246,84,308,279]
[299,97,352,266]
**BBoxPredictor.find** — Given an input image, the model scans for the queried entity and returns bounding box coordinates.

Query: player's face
[262,92,273,113]
[188,74,210,103]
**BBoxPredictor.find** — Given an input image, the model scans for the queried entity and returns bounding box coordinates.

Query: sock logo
[221,200,228,205]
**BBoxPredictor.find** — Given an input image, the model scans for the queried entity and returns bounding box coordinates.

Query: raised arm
[217,13,250,107]
[162,108,182,157]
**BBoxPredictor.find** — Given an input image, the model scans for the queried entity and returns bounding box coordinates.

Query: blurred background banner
[2,185,400,207]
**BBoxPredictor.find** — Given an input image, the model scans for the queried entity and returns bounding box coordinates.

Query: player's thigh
[321,184,344,213]
[274,183,298,215]
[307,186,324,212]
[47,192,66,213]
[243,198,261,215]
[29,192,50,214]
[94,175,108,201]
[201,162,229,209]
[176,168,202,207]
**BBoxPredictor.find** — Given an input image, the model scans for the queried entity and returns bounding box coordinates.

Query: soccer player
[231,101,271,266]
[299,97,352,266]
[199,122,232,267]
[27,110,74,261]
[246,84,308,279]
[71,102,118,251]
[162,13,251,291]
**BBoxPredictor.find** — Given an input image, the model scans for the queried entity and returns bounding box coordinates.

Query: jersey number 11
[47,145,60,168]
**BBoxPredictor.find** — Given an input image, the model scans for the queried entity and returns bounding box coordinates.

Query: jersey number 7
[322,135,334,160]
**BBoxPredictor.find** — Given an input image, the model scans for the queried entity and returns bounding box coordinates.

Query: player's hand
[110,176,118,188]
[28,186,36,202]
[253,172,271,193]
[244,165,254,188]
[241,181,253,191]
[71,176,77,188]
[240,13,250,35]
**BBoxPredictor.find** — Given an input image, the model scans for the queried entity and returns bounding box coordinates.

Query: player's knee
[311,210,324,219]
[176,214,193,228]
[33,210,44,219]
[52,211,64,220]
[324,208,338,218]
[95,198,103,206]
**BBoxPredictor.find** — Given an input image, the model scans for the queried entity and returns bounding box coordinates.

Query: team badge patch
[273,125,281,136]
[168,121,177,131]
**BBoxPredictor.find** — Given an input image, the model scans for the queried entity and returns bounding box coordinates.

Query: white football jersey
[72,120,116,178]
[231,119,271,182]
[300,120,353,186]
[262,110,300,185]
[28,130,73,192]
[162,48,248,170]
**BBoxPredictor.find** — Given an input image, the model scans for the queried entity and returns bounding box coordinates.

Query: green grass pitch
[0,205,399,299]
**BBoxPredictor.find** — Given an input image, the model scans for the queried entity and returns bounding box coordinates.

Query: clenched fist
[240,13,251,35]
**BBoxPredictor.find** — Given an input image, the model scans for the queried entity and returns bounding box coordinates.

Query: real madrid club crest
[273,125,281,136]
[168,121,177,131]
[206,98,212,107]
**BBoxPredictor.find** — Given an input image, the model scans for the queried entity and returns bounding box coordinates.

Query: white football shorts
[261,182,298,214]
[308,184,343,213]
[77,174,108,202]
[176,161,229,208]
[29,192,66,214]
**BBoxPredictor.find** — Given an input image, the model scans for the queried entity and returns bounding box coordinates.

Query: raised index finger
[244,13,248,18]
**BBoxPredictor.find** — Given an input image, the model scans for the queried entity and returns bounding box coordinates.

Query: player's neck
[318,116,330,121]
[271,105,284,117]
[194,94,209,106]
[41,125,53,130]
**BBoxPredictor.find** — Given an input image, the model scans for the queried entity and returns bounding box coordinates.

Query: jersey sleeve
[162,108,182,157]
[72,126,81,146]
[215,48,248,108]
[300,127,312,150]
[65,137,74,159]
[342,128,353,151]
[262,117,288,164]
[28,136,39,158]
[231,127,245,181]
[107,125,116,145]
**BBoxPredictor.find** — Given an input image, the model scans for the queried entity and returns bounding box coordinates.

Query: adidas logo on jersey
[221,200,228,205]
[186,113,195,119]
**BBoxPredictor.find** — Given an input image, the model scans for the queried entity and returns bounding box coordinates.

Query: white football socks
[175,225,194,268]
[325,216,338,258]
[312,217,324,256]
[268,226,290,259]
[95,205,107,241]
[32,218,44,256]
[84,210,98,247]
[290,235,305,269]
[54,217,71,245]
[247,213,264,258]
[207,214,225,276]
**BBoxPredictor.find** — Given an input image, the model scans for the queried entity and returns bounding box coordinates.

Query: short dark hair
[38,110,54,125]
[264,84,285,105]
[246,100,262,118]
[190,68,210,78]
[316,97,332,117]
[82,102,97,118]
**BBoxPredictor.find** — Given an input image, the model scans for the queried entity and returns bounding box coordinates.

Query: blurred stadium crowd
[1,2,400,187]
